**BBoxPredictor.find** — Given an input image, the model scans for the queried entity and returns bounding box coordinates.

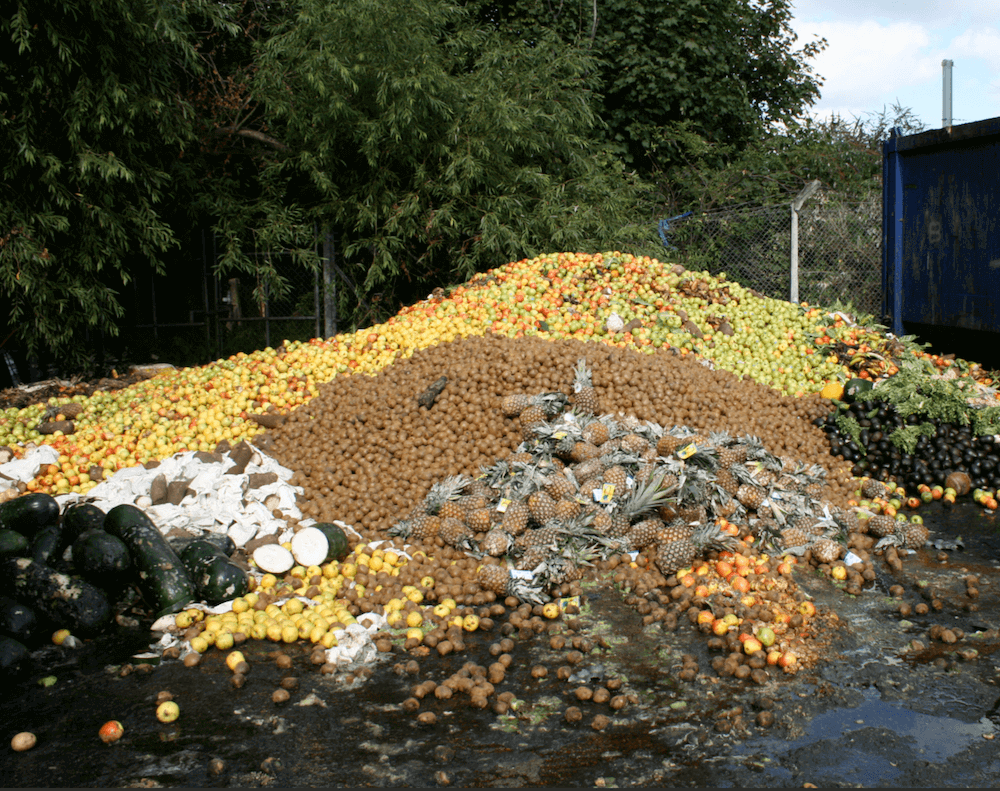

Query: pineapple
[736,483,767,511]
[543,554,584,587]
[715,467,740,496]
[516,546,549,572]
[657,518,693,544]
[571,358,599,415]
[482,528,515,557]
[656,433,683,457]
[861,478,888,501]
[500,393,532,417]
[544,471,577,500]
[570,441,602,464]
[654,521,734,576]
[528,490,558,524]
[602,464,629,493]
[516,522,565,552]
[811,537,842,564]
[779,525,809,549]
[655,539,698,576]
[620,433,651,455]
[573,456,606,483]
[477,563,548,604]
[440,516,475,550]
[519,404,548,439]
[901,521,929,549]
[466,506,494,533]
[867,513,897,538]
[625,517,664,551]
[581,416,612,447]
[388,511,442,542]
[554,497,583,520]
[588,506,613,534]
[501,499,531,535]
[423,475,471,516]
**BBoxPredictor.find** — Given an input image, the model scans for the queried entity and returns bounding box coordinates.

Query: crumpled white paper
[0,444,59,483]
[325,612,387,667]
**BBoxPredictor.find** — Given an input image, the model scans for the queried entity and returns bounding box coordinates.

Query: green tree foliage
[658,103,929,213]
[0,0,236,363]
[472,0,827,170]
[201,0,657,327]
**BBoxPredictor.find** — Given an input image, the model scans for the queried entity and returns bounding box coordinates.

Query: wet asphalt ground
[2,499,999,788]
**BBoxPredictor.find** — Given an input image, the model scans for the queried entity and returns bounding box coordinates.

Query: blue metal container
[882,118,1000,336]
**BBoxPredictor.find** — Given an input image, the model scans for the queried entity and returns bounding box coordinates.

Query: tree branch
[213,126,288,150]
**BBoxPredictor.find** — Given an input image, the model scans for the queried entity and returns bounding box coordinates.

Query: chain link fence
[664,192,882,317]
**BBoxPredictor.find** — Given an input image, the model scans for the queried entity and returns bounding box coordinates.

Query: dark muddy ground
[2,500,999,788]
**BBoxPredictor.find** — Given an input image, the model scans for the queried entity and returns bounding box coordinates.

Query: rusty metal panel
[882,118,1000,335]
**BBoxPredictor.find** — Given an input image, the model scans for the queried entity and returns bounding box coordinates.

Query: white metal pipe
[943,59,954,128]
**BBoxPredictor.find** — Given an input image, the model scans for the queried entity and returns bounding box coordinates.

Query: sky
[789,0,1000,131]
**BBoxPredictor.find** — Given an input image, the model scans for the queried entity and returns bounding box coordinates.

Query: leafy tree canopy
[656,103,929,213]
[470,0,827,171]
[202,0,659,325]
[0,0,236,362]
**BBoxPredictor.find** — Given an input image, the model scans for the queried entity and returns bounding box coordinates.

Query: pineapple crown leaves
[683,445,720,472]
[507,574,551,605]
[423,475,472,513]
[707,429,734,447]
[483,459,512,489]
[691,521,738,553]
[676,465,715,505]
[599,447,644,470]
[572,357,594,391]
[387,519,412,539]
[620,473,677,518]
[530,391,571,417]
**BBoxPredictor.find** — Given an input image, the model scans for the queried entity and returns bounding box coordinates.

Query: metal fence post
[323,230,337,338]
[790,180,821,304]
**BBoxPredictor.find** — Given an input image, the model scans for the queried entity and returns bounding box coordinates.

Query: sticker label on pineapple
[553,431,567,440]
[677,443,697,459]
[497,498,512,513]
[626,475,635,489]
[628,551,640,561]
[844,551,863,567]
[592,488,604,503]
[600,483,616,503]
[510,568,534,579]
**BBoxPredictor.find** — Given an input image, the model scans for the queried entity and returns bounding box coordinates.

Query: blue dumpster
[882,117,1000,337]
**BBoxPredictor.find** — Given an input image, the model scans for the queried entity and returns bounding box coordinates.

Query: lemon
[266,624,284,642]
[190,636,209,653]
[462,614,480,632]
[283,598,304,615]
[309,625,328,643]
[320,632,338,648]
[281,625,299,643]
[215,632,235,651]
[406,611,424,628]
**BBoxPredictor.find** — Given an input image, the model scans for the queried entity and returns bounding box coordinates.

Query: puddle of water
[739,685,994,781]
